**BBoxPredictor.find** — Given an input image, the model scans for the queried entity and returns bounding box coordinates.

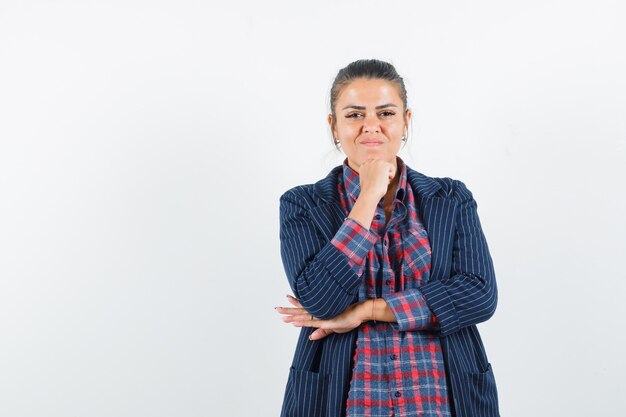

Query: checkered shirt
[331,157,452,417]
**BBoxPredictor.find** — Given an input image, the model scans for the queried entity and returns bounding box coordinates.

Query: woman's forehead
[337,78,403,106]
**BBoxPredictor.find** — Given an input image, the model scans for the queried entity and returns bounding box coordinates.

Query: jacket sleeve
[416,179,498,337]
[279,189,376,320]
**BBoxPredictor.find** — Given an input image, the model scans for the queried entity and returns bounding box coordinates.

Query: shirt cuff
[331,217,377,275]
[382,288,439,331]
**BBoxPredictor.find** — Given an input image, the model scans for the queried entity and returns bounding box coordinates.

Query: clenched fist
[358,159,397,200]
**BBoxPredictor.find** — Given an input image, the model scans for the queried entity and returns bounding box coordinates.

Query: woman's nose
[362,113,380,133]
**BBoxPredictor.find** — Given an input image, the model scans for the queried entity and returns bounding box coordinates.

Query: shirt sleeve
[331,217,377,277]
[382,289,440,331]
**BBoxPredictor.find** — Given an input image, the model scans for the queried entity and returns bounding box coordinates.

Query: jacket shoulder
[407,166,473,202]
[432,177,469,198]
[280,166,340,209]
[279,183,321,211]
[437,177,475,202]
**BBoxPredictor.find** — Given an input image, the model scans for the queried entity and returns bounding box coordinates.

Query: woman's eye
[346,113,363,118]
[380,111,396,117]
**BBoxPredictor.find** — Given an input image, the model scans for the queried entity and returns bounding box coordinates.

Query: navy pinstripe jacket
[279,164,500,417]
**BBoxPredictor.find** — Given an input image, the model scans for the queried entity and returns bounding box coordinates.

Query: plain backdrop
[1,1,625,416]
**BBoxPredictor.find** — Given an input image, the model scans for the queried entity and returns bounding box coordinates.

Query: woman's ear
[404,108,412,127]
[328,114,337,140]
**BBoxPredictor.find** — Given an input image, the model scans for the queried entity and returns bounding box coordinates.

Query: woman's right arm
[280,160,391,320]
[279,189,376,320]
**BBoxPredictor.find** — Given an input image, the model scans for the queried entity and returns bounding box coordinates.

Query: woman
[275,59,500,417]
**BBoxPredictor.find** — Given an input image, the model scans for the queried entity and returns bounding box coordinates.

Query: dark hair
[329,59,409,147]
[330,59,408,119]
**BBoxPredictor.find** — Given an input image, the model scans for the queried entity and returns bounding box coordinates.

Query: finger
[281,311,314,323]
[275,307,307,315]
[291,315,323,328]
[286,294,303,308]
[309,328,335,341]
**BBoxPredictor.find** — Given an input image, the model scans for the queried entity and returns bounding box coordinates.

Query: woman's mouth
[360,140,384,147]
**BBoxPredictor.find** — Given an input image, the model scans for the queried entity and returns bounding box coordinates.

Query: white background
[1,1,625,416]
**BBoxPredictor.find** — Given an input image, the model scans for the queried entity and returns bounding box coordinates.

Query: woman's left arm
[416,179,498,337]
[370,179,497,337]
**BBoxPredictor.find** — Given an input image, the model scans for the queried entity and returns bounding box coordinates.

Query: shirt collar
[341,156,408,203]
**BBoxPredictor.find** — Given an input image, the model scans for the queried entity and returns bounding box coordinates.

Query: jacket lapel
[407,168,456,282]
[310,166,346,241]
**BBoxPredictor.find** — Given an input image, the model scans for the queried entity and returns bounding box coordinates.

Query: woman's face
[329,78,411,172]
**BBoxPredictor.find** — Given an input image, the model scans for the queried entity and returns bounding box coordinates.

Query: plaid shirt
[331,157,452,417]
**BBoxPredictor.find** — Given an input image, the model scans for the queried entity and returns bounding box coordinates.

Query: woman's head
[330,60,408,118]
[328,59,411,172]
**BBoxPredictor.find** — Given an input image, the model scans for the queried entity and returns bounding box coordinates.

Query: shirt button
[385,279,391,285]
[375,214,381,219]
[390,354,397,360]
[395,391,402,398]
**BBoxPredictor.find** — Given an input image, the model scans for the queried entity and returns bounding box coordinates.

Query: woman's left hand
[276,295,368,341]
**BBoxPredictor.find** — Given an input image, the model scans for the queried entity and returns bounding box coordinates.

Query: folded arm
[279,190,377,320]
[341,179,497,336]
[417,179,498,336]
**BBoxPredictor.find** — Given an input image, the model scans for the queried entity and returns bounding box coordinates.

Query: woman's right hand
[358,159,395,200]
[344,159,396,230]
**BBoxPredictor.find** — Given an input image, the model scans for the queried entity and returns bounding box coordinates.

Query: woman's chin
[359,148,386,159]
[360,150,395,163]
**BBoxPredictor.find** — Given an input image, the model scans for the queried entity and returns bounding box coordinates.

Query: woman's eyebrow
[341,103,398,110]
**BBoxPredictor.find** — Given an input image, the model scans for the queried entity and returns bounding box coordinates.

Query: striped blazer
[279,164,500,417]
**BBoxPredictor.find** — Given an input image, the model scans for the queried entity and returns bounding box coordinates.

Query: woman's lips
[360,141,384,146]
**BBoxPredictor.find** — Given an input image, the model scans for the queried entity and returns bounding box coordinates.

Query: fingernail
[308,335,313,341]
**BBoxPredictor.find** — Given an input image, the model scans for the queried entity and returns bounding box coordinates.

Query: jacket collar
[312,162,442,204]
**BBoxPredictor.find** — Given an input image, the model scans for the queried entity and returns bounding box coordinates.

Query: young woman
[276,59,500,417]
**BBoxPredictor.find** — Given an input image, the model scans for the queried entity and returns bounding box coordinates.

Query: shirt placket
[373,202,407,414]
